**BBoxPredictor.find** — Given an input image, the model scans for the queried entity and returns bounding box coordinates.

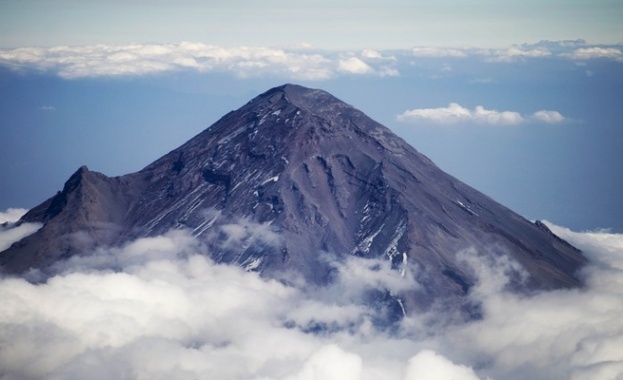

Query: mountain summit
[1,84,585,316]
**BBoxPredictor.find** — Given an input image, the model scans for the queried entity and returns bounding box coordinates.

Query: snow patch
[353,223,385,255]
[383,220,406,260]
[396,297,407,317]
[243,257,263,271]
[261,175,280,186]
[400,251,408,278]
[456,200,479,216]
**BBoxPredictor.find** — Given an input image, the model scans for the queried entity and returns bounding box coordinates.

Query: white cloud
[285,344,362,380]
[472,105,524,125]
[411,47,468,58]
[404,350,480,380]
[428,222,623,380]
[0,208,28,223]
[531,110,566,123]
[397,103,568,126]
[337,57,375,74]
[0,222,41,252]
[217,217,282,249]
[397,103,523,126]
[0,224,42,254]
[397,103,472,124]
[0,208,42,251]
[361,49,382,59]
[566,47,623,61]
[409,42,623,63]
[0,43,401,80]
[0,218,622,380]
[482,46,552,62]
[1,42,619,81]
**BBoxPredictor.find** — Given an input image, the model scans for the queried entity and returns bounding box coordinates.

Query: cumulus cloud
[565,47,623,61]
[285,344,362,380]
[531,110,566,123]
[337,57,375,75]
[0,218,622,380]
[397,103,568,126]
[0,43,400,80]
[437,222,623,380]
[397,103,522,125]
[404,350,480,380]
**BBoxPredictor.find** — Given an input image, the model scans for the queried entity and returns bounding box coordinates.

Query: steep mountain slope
[1,84,586,315]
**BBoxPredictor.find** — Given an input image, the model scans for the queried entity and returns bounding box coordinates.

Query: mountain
[0,84,586,318]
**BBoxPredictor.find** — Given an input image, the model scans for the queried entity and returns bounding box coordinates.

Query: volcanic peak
[0,84,586,319]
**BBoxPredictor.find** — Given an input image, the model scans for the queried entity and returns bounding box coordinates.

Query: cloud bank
[0,43,399,80]
[397,103,567,126]
[0,41,620,80]
[1,216,622,379]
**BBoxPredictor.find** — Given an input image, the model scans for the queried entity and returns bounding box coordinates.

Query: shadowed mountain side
[1,84,586,316]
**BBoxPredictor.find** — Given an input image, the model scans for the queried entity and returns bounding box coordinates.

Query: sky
[0,1,623,378]
[1,0,622,49]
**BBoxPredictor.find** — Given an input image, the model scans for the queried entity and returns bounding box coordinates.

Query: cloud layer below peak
[1,204,623,380]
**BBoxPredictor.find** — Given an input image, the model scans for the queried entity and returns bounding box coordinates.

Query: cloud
[411,47,468,58]
[0,208,28,224]
[0,43,400,80]
[397,103,568,126]
[361,49,396,61]
[0,222,42,252]
[565,47,623,61]
[436,222,623,380]
[408,40,623,63]
[337,57,375,75]
[0,218,622,380]
[483,46,552,62]
[285,344,362,380]
[531,110,565,123]
[397,103,523,125]
[0,208,42,252]
[410,45,556,62]
[1,41,620,81]
[404,350,480,380]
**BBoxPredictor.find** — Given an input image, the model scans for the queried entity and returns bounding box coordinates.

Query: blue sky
[0,1,622,233]
[1,0,622,49]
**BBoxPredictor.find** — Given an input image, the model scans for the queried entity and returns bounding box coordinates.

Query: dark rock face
[0,84,586,315]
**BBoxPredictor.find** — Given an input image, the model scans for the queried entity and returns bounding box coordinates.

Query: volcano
[0,84,585,316]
